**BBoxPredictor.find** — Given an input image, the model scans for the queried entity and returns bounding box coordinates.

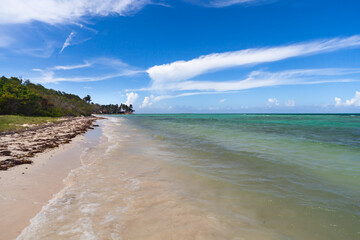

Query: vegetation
[120,103,134,113]
[0,115,59,132]
[97,103,135,114]
[83,95,91,103]
[0,76,97,117]
[0,76,136,117]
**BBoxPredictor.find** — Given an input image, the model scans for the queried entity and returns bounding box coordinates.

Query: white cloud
[267,98,279,107]
[147,36,360,85]
[0,0,151,24]
[59,29,99,54]
[207,0,259,7]
[285,99,295,107]
[0,23,92,58]
[53,62,92,70]
[83,86,92,89]
[125,92,139,105]
[59,31,76,54]
[31,58,143,83]
[142,68,360,93]
[187,0,260,8]
[140,96,153,108]
[334,97,342,106]
[52,58,128,71]
[15,42,56,58]
[219,98,226,103]
[33,71,139,83]
[334,91,360,107]
[150,91,241,102]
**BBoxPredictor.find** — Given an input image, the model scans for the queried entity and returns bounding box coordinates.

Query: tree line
[96,103,134,114]
[0,76,134,117]
[82,95,135,114]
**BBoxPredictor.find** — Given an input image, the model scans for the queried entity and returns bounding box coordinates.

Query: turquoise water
[121,114,360,239]
[18,114,360,239]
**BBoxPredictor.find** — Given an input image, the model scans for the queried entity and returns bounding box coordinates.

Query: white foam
[59,217,98,240]
[105,143,120,155]
[124,177,141,190]
[100,214,117,224]
[111,232,122,240]
[80,203,100,215]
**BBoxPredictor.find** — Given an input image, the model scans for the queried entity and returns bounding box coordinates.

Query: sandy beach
[1,115,359,240]
[0,117,103,240]
[0,116,100,170]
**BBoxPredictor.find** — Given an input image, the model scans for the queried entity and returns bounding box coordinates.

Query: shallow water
[18,114,360,239]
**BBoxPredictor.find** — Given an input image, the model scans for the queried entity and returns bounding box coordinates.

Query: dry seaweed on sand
[0,116,103,171]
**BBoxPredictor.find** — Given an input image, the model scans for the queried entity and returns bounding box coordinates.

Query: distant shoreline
[122,113,360,115]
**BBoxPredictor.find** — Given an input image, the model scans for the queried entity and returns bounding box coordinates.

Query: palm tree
[83,95,91,103]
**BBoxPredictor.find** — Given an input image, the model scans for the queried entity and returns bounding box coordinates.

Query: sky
[1,0,360,113]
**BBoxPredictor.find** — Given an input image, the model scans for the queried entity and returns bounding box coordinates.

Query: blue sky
[1,0,360,113]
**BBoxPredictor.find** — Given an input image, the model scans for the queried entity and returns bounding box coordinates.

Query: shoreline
[0,116,102,170]
[0,117,105,240]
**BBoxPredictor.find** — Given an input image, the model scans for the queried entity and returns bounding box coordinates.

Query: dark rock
[0,150,11,156]
[0,158,32,170]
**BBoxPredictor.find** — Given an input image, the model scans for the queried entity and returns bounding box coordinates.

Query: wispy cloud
[32,58,144,83]
[0,0,152,25]
[32,71,139,83]
[206,0,261,7]
[147,36,360,86]
[53,62,92,70]
[0,35,13,47]
[143,68,360,92]
[0,0,269,25]
[1,21,96,58]
[59,28,99,54]
[185,0,263,8]
[140,91,242,108]
[136,68,360,107]
[59,31,76,54]
[14,41,56,58]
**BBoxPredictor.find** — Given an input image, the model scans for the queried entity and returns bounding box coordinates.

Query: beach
[0,116,100,170]
[1,114,360,240]
[1,0,358,238]
[0,117,103,239]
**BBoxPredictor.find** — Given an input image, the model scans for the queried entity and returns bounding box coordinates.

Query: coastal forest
[0,76,134,117]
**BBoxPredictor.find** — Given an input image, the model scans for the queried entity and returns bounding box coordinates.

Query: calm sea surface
[18,114,360,240]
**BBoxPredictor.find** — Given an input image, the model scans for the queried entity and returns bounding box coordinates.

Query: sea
[17,114,360,240]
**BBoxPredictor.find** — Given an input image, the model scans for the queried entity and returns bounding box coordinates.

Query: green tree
[0,76,98,117]
[83,95,91,103]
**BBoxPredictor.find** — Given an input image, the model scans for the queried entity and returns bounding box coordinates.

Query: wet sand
[14,117,277,240]
[0,119,103,240]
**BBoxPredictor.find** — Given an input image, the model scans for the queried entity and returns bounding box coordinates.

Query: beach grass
[0,115,59,132]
